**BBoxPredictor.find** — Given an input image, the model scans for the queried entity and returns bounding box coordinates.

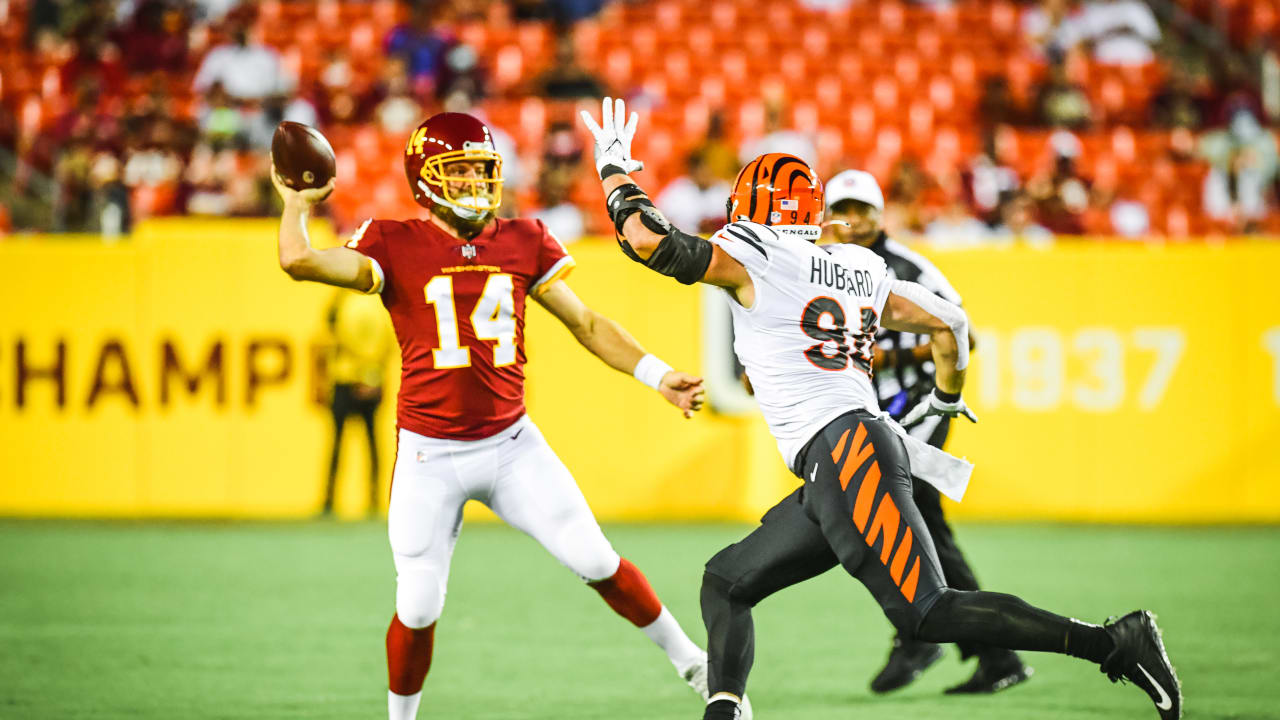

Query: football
[271,121,336,191]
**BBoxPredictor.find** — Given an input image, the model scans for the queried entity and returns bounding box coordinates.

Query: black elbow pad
[645,228,713,285]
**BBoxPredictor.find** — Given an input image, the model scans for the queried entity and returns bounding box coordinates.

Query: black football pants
[700,410,1108,699]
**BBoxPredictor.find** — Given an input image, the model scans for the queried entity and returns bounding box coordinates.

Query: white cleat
[682,656,753,720]
[681,659,710,700]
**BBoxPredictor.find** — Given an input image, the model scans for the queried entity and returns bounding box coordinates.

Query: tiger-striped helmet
[726,153,825,227]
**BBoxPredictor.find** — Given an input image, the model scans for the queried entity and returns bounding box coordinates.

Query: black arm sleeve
[644,228,714,285]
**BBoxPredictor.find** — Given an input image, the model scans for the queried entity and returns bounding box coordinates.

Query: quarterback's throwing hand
[901,388,979,426]
[270,163,336,206]
[659,371,706,419]
[580,97,644,178]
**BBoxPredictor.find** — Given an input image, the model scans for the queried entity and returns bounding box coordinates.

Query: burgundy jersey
[345,217,574,440]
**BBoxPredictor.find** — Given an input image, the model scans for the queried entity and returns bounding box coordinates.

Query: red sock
[588,558,663,627]
[386,614,436,695]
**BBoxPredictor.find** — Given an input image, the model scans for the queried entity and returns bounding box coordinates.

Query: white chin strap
[420,181,494,221]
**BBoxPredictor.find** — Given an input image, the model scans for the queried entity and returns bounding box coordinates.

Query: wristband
[934,388,962,404]
[600,164,626,180]
[633,353,673,391]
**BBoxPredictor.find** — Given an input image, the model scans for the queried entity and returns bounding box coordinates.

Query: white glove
[580,96,644,178]
[901,388,979,426]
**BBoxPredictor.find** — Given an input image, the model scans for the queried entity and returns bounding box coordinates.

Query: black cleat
[1102,611,1182,719]
[869,637,945,694]
[944,650,1034,695]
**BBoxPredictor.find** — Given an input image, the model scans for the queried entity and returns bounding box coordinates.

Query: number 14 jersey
[347,216,574,440]
[709,221,892,470]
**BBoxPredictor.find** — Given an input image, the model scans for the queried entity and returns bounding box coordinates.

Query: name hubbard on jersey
[809,255,877,295]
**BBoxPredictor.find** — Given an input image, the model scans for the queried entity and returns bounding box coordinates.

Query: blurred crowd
[1,0,1278,242]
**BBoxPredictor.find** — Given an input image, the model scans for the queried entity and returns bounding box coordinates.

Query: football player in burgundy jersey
[270,112,734,720]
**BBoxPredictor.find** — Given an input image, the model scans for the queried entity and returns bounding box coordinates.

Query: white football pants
[388,416,621,629]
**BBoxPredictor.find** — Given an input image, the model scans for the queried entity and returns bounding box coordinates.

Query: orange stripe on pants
[865,494,901,565]
[851,461,881,532]
[889,527,914,584]
[830,429,850,464]
[839,424,875,491]
[900,557,921,603]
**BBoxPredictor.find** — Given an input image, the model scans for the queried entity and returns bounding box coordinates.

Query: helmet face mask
[404,113,505,235]
[726,153,825,239]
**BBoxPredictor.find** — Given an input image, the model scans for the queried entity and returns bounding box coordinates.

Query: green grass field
[1,520,1278,719]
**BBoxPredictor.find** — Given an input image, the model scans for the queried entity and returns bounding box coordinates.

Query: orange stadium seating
[4,0,1277,236]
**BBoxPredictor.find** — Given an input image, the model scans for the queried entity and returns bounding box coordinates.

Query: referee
[823,170,1032,695]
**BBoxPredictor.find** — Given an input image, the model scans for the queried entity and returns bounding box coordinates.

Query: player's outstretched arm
[535,280,706,418]
[882,280,978,424]
[271,167,379,292]
[581,98,751,295]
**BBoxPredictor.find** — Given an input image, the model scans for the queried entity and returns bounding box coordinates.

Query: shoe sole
[944,664,1035,695]
[1137,611,1183,719]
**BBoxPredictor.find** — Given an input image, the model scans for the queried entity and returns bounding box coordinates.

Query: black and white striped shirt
[863,233,964,424]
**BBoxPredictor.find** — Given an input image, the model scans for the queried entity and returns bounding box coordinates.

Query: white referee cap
[825,169,884,212]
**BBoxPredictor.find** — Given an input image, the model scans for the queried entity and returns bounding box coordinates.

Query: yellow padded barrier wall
[0,220,1277,523]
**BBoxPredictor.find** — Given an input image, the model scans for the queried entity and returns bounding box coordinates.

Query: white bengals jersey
[708,221,892,470]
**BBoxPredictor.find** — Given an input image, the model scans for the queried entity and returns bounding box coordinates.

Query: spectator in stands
[60,32,127,97]
[924,198,993,248]
[52,139,95,231]
[1200,107,1279,231]
[88,149,131,239]
[978,76,1023,128]
[315,50,377,127]
[961,131,1021,224]
[113,0,189,74]
[1027,130,1095,234]
[738,97,818,167]
[376,63,425,136]
[690,111,740,182]
[530,122,587,241]
[530,162,586,244]
[883,158,935,235]
[435,42,488,102]
[122,117,184,216]
[990,191,1054,247]
[192,17,293,101]
[1032,55,1093,129]
[385,3,456,97]
[197,82,246,144]
[1059,0,1161,66]
[656,150,732,235]
[532,35,606,100]
[52,82,121,149]
[1021,0,1080,60]
[184,139,229,216]
[1149,64,1208,130]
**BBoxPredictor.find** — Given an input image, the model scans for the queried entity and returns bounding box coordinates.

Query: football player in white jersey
[582,98,1182,720]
